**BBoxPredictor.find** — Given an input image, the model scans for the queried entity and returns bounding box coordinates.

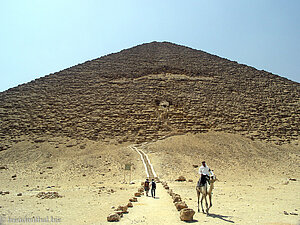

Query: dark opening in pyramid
[0,41,299,146]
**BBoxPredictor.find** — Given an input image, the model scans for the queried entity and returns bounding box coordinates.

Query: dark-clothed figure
[151,179,156,198]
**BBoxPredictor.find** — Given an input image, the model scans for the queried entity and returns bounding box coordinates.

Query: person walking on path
[144,178,150,196]
[150,179,156,198]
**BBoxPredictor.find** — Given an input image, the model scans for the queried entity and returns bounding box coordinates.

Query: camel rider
[198,161,214,186]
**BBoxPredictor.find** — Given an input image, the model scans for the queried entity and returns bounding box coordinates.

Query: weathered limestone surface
[0,42,299,146]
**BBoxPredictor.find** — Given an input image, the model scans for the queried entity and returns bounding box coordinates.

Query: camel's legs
[200,194,205,213]
[204,194,209,214]
[208,193,212,209]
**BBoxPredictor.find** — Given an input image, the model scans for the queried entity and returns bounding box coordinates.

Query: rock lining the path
[175,201,188,211]
[180,208,195,221]
[107,213,120,222]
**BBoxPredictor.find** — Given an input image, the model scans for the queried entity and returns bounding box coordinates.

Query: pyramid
[0,41,299,148]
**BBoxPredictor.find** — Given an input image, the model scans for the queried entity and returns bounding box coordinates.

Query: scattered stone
[107,213,120,222]
[115,205,128,213]
[192,165,198,168]
[17,193,22,196]
[46,166,53,169]
[66,144,76,147]
[173,195,182,203]
[134,192,141,197]
[175,176,186,182]
[138,187,144,193]
[289,178,297,181]
[0,146,6,151]
[79,145,86,149]
[34,139,46,143]
[129,197,137,202]
[107,189,115,193]
[36,192,62,199]
[0,166,7,170]
[114,211,124,217]
[188,179,193,182]
[11,174,17,178]
[127,202,133,207]
[283,211,289,215]
[175,201,188,211]
[171,193,180,198]
[290,212,298,216]
[180,208,195,221]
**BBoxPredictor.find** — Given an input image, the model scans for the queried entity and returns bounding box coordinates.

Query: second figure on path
[150,179,156,198]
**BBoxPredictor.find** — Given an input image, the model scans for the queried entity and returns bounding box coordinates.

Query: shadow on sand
[183,219,199,223]
[207,213,235,223]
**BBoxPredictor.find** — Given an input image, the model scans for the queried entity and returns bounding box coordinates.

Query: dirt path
[114,145,185,224]
[129,145,157,179]
[119,183,182,224]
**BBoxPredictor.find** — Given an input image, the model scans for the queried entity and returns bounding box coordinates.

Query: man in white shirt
[198,161,214,186]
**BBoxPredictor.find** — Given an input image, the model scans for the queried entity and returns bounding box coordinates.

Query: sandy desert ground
[0,132,299,225]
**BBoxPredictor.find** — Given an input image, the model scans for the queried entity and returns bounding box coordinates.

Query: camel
[196,175,217,214]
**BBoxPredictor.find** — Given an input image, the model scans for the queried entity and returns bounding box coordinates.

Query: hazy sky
[1,0,299,92]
